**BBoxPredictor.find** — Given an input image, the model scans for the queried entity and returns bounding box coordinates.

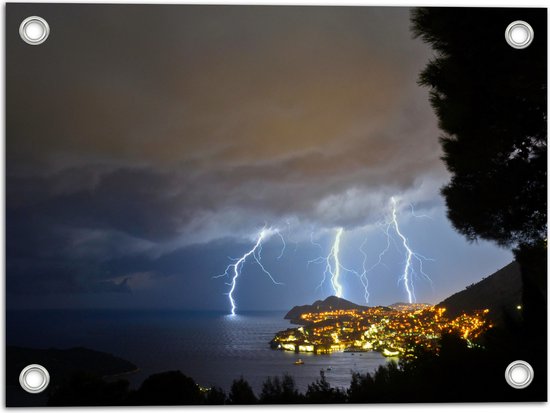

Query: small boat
[294,359,304,365]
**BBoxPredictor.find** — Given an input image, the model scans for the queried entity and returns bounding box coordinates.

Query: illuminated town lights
[271,305,491,357]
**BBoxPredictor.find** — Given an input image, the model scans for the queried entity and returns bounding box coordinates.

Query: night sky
[6,4,513,311]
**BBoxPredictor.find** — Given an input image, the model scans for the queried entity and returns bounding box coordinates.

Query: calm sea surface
[7,310,389,393]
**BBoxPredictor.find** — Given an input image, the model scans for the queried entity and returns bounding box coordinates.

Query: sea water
[7,310,388,393]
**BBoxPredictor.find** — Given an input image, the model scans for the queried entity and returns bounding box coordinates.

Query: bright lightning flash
[309,228,356,298]
[389,197,434,303]
[214,227,284,316]
[330,228,344,297]
[357,237,370,304]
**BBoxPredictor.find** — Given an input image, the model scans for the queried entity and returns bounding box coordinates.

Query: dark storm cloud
[7,5,442,241]
[7,167,189,241]
[6,4,454,300]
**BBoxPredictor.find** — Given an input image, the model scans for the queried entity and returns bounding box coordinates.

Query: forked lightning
[214,227,284,315]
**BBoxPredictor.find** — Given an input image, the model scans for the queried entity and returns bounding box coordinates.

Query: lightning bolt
[330,228,344,297]
[359,221,392,296]
[357,237,370,304]
[308,232,328,291]
[275,230,286,260]
[408,203,434,220]
[309,227,358,299]
[358,198,434,304]
[389,197,434,303]
[334,235,371,304]
[214,227,284,315]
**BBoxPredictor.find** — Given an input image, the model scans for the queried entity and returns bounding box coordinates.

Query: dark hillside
[438,262,522,324]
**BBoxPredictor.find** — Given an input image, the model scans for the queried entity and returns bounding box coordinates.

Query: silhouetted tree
[348,371,376,403]
[228,377,257,404]
[133,371,203,405]
[48,372,129,406]
[345,332,542,403]
[204,386,227,405]
[260,374,304,403]
[411,7,546,249]
[412,7,547,400]
[305,370,347,403]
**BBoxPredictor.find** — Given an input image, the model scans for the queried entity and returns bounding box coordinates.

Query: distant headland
[284,295,428,324]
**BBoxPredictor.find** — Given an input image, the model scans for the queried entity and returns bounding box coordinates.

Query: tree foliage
[260,374,304,403]
[305,370,347,403]
[228,376,257,404]
[411,8,547,248]
[47,371,129,406]
[132,370,203,405]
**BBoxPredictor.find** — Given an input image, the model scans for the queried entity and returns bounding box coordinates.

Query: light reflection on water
[7,310,389,393]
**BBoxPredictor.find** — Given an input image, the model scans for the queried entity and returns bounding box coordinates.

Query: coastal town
[270,302,491,358]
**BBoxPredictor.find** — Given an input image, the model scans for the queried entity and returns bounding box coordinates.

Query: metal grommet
[19,364,50,394]
[19,16,50,46]
[505,360,534,389]
[505,21,534,49]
